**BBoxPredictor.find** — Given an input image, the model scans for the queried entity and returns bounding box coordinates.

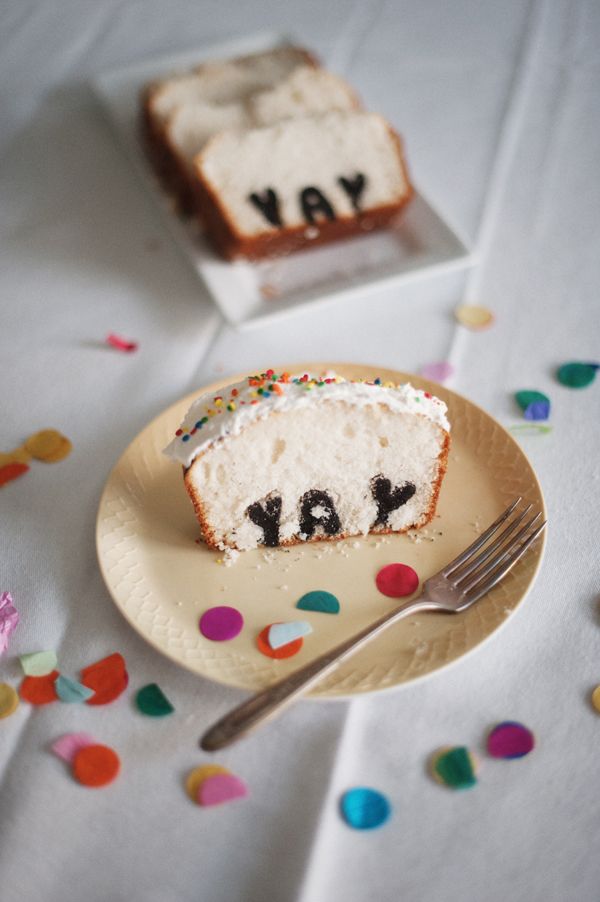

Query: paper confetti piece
[106,332,138,353]
[420,361,455,383]
[591,686,600,714]
[557,361,599,388]
[514,390,551,421]
[340,787,391,830]
[0,683,20,719]
[51,732,96,764]
[297,590,340,615]
[0,447,31,466]
[486,721,535,759]
[24,429,72,463]
[0,591,19,655]
[0,461,29,487]
[430,747,478,789]
[509,424,552,436]
[135,683,174,717]
[198,772,249,807]
[375,563,419,598]
[55,674,95,704]
[186,765,230,803]
[257,624,304,659]
[81,652,128,705]
[455,304,494,330]
[268,621,313,650]
[20,650,58,677]
[199,606,244,641]
[20,670,60,705]
[72,744,120,788]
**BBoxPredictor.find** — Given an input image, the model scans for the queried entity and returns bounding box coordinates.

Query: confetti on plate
[268,620,313,649]
[340,787,391,830]
[296,590,340,614]
[72,744,121,788]
[199,605,244,641]
[486,721,535,759]
[420,361,455,383]
[19,650,58,677]
[455,304,494,330]
[0,683,19,719]
[557,361,599,388]
[430,746,478,789]
[257,623,304,659]
[0,591,19,655]
[55,674,95,704]
[106,332,138,353]
[51,732,97,764]
[591,686,600,713]
[24,429,72,462]
[135,683,174,717]
[20,670,60,705]
[81,652,128,705]
[375,563,419,598]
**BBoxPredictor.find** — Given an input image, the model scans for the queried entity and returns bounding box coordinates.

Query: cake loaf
[164,370,450,552]
[194,111,413,260]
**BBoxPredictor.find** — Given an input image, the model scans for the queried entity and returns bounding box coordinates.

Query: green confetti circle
[557,362,598,389]
[135,683,174,717]
[514,390,550,412]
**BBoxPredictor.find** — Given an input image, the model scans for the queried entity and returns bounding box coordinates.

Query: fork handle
[200,595,438,751]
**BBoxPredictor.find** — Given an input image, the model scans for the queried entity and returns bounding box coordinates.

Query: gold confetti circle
[455,305,495,330]
[591,685,600,713]
[24,430,72,463]
[185,764,230,803]
[0,683,20,719]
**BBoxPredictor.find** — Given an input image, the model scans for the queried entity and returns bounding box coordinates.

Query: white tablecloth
[2,2,600,900]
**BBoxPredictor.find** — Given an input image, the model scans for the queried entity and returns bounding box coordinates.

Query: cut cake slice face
[194,110,413,259]
[164,371,450,552]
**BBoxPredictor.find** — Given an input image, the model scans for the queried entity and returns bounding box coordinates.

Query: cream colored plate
[96,364,546,698]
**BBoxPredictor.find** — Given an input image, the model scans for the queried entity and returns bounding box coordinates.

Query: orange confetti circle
[0,462,29,487]
[81,652,128,705]
[20,670,60,705]
[256,624,304,659]
[73,744,120,787]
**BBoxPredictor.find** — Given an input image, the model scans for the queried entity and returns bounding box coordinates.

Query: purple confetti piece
[420,361,454,383]
[524,400,550,421]
[0,592,19,656]
[199,605,244,641]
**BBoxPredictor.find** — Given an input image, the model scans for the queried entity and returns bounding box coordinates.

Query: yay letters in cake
[248,173,367,228]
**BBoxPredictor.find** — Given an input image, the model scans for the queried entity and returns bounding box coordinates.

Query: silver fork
[200,498,546,751]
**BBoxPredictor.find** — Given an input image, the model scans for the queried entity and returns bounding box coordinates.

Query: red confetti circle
[375,563,419,598]
[256,624,303,659]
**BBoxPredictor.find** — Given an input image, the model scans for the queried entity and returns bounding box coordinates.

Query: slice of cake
[164,370,450,552]
[142,46,318,212]
[193,111,413,260]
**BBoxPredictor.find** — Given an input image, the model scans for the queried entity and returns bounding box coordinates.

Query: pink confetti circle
[199,606,244,641]
[420,361,454,383]
[375,563,419,598]
[198,772,249,806]
[486,721,535,759]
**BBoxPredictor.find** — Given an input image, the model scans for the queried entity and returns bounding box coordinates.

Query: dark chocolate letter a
[300,187,336,224]
[246,495,282,546]
[338,173,366,212]
[248,189,283,228]
[370,476,416,527]
[299,490,341,538]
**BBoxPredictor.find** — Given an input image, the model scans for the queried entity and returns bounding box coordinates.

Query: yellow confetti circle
[185,764,230,803]
[24,430,72,463]
[0,683,20,719]
[455,304,495,330]
[591,685,600,713]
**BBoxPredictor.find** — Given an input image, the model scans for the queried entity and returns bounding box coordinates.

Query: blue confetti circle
[340,787,391,830]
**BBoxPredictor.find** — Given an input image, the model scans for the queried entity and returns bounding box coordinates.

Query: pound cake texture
[164,370,450,552]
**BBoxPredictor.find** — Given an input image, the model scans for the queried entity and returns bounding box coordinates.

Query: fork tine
[449,503,534,584]
[457,512,542,593]
[443,498,522,577]
[464,520,546,604]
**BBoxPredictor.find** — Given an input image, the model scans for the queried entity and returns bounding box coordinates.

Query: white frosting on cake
[164,370,450,468]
